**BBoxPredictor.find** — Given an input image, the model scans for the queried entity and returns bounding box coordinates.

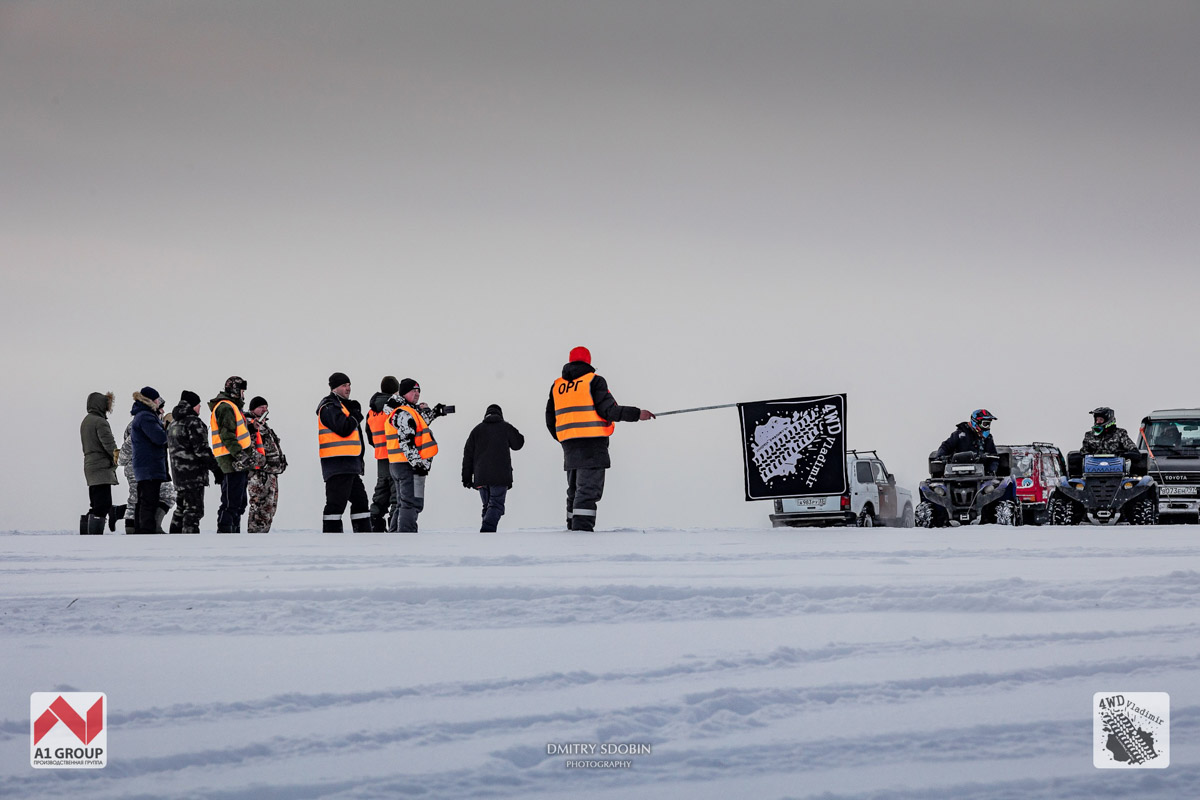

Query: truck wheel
[901,504,915,528]
[1048,496,1081,526]
[991,500,1017,526]
[856,506,876,528]
[1128,496,1159,526]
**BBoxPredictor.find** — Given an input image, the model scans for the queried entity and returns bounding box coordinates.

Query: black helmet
[1091,406,1115,433]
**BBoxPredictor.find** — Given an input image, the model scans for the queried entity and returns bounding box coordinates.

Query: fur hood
[87,391,114,416]
[131,390,162,415]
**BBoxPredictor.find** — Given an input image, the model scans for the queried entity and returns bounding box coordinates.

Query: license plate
[794,497,825,508]
[1160,486,1196,496]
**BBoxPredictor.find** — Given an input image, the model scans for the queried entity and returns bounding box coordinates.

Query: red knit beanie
[569,346,591,364]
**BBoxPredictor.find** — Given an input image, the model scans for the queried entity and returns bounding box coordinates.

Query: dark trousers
[369,458,395,529]
[134,479,164,534]
[566,468,605,531]
[389,462,425,532]
[171,486,205,533]
[87,484,113,518]
[323,473,371,532]
[478,486,508,532]
[218,471,249,532]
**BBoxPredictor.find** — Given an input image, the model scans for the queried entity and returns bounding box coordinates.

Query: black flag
[738,394,847,501]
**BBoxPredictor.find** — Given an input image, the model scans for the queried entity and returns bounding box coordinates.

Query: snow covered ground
[2,526,1198,799]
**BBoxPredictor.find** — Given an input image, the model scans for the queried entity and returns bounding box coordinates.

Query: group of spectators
[79,377,286,534]
[79,347,655,534]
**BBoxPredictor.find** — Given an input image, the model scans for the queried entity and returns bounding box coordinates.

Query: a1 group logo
[31,692,107,769]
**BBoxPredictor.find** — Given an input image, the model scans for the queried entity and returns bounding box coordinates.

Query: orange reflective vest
[386,406,438,463]
[366,409,389,460]
[248,420,265,469]
[552,373,615,441]
[317,401,363,459]
[210,400,253,458]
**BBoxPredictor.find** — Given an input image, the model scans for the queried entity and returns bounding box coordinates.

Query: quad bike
[1048,451,1158,525]
[915,451,1018,527]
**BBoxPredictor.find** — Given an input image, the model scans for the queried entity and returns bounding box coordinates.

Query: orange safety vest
[366,409,389,460]
[210,400,253,458]
[552,373,615,441]
[248,420,265,469]
[386,406,438,463]
[317,401,363,459]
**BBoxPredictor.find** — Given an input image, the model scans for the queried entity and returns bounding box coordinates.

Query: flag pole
[655,403,738,417]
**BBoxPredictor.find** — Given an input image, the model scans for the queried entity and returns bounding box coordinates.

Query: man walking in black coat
[462,404,525,532]
[545,346,655,531]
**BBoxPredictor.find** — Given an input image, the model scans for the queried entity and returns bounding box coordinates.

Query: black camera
[434,403,455,417]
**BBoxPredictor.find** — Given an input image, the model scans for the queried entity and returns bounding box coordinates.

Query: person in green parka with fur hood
[80,391,125,535]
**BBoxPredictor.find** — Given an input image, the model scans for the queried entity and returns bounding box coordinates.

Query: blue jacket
[130,395,170,482]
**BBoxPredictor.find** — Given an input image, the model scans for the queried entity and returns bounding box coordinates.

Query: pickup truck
[1140,409,1200,523]
[769,450,914,528]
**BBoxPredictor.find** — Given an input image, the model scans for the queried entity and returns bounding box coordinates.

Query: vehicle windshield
[1010,453,1034,477]
[1143,419,1200,454]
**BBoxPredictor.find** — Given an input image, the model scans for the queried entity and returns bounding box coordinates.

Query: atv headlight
[933,485,946,497]
[982,481,996,494]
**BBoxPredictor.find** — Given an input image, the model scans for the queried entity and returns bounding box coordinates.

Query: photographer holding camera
[385,378,453,532]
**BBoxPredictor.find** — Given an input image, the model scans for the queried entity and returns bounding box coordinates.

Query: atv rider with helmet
[936,409,999,474]
[1081,407,1136,455]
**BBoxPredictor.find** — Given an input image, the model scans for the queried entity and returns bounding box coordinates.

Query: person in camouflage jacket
[246,396,287,533]
[1081,407,1137,455]
[167,390,221,533]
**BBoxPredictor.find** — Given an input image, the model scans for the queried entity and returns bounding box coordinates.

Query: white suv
[769,450,915,528]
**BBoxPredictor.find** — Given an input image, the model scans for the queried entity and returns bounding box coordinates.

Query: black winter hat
[329,372,351,389]
[140,386,160,402]
[249,396,268,410]
[180,390,201,407]
[486,404,503,418]
[381,375,400,394]
[398,378,420,395]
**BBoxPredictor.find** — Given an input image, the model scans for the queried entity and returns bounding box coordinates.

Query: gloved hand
[433,403,446,418]
[347,399,363,423]
[231,449,254,472]
[462,479,473,489]
[212,466,225,483]
[412,464,430,477]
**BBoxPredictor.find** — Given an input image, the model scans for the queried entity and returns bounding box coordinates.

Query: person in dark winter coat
[936,409,999,474]
[246,396,287,533]
[366,376,401,532]
[130,387,170,534]
[119,422,176,534]
[1081,407,1137,455]
[318,372,372,532]
[80,391,124,534]
[209,376,257,532]
[545,347,655,531]
[462,404,525,532]
[387,378,450,532]
[167,390,221,533]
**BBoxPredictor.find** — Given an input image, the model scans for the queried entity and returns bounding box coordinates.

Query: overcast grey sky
[3,1,1198,531]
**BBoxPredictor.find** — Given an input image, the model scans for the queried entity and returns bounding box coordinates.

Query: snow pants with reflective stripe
[323,473,370,532]
[566,468,605,531]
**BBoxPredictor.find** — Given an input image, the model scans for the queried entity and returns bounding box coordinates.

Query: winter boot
[79,514,89,535]
[322,518,344,533]
[153,505,168,534]
[370,515,386,532]
[86,515,105,535]
[124,519,135,534]
[108,505,126,532]
[169,516,182,534]
[350,516,372,533]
